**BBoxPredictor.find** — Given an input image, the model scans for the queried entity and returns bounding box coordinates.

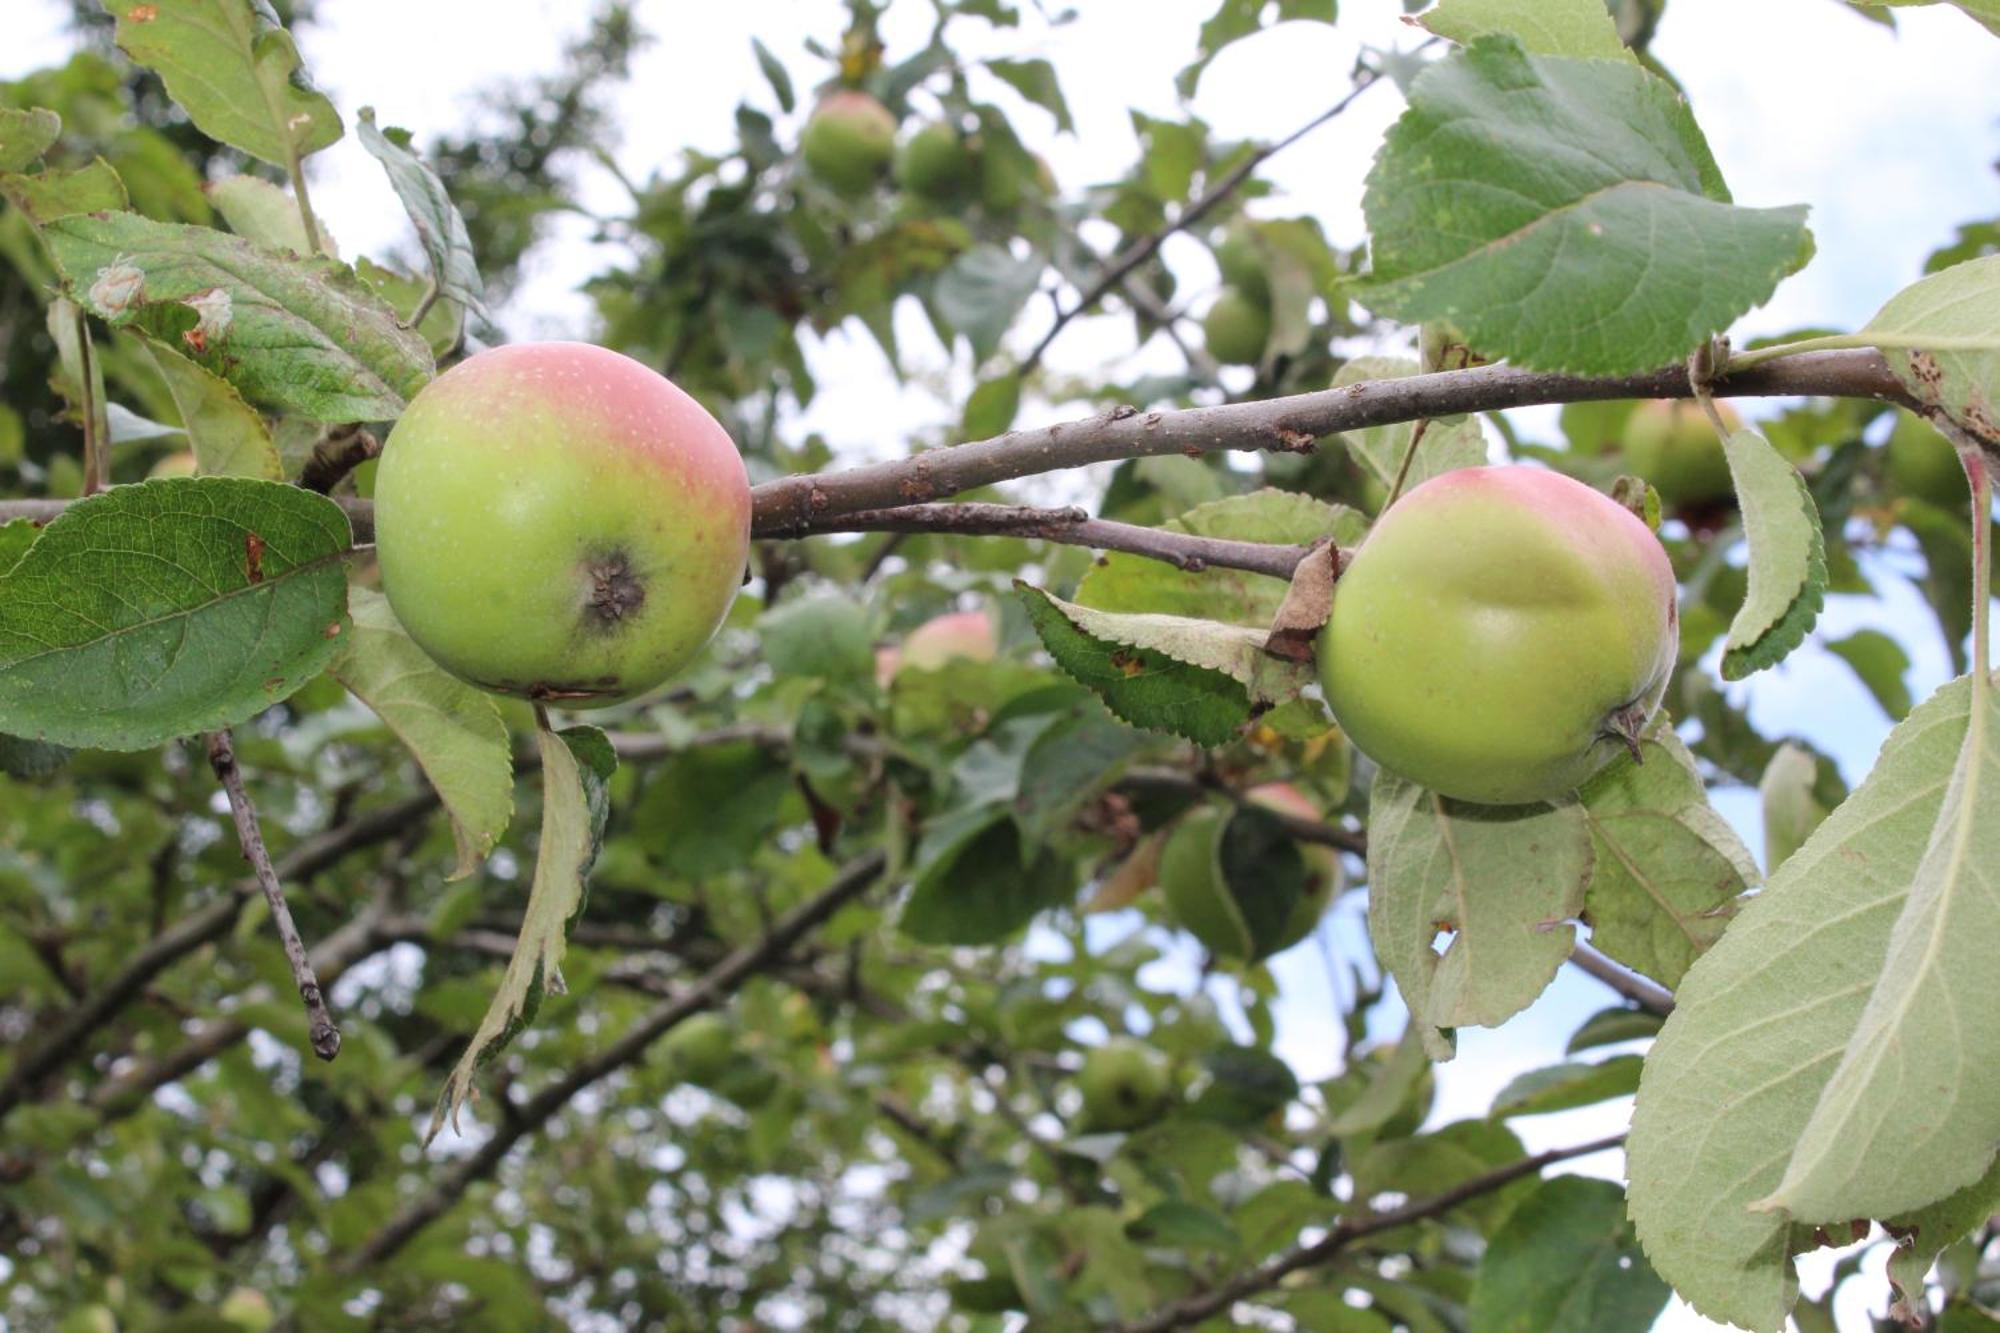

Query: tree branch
[339,849,889,1271]
[297,424,382,495]
[1020,60,1397,376]
[1112,1132,1629,1333]
[786,502,1310,578]
[206,730,341,1060]
[1568,941,1676,1015]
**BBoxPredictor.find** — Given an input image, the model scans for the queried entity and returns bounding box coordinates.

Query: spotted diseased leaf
[1759,668,2000,1222]
[1359,39,1813,375]
[1720,427,1827,679]
[1367,771,1594,1059]
[356,107,493,327]
[0,478,351,751]
[1577,728,1756,987]
[45,211,434,422]
[0,107,61,172]
[1016,581,1249,746]
[1418,0,1636,60]
[1628,678,1984,1330]
[109,0,344,171]
[430,725,614,1141]
[1862,256,2000,448]
[330,588,513,881]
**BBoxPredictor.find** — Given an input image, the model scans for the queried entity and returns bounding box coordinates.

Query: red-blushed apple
[372,342,751,707]
[1623,398,1740,507]
[876,607,997,686]
[802,91,896,196]
[1319,466,1678,805]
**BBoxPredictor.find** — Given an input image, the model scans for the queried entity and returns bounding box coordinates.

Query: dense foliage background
[2,2,1999,1331]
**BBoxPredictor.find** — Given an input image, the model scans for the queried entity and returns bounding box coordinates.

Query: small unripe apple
[661,1011,735,1086]
[802,91,896,196]
[893,122,973,201]
[1885,410,1969,508]
[218,1288,275,1332]
[1076,1037,1172,1131]
[1622,399,1739,507]
[877,607,997,686]
[1319,466,1678,805]
[373,342,751,707]
[1160,795,1336,962]
[1212,232,1272,308]
[1202,287,1271,366]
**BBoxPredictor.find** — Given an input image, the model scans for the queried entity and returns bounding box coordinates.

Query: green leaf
[1359,39,1813,375]
[1354,1119,1531,1230]
[749,37,795,113]
[1629,677,1982,1330]
[207,174,329,256]
[1825,628,1913,720]
[0,107,61,173]
[1720,427,1827,679]
[1862,256,2000,448]
[1326,1034,1430,1135]
[1367,771,1593,1059]
[1189,1045,1300,1125]
[1489,1055,1642,1117]
[1564,1005,1663,1054]
[0,518,37,574]
[1879,1,2000,41]
[1417,0,1636,60]
[961,371,1021,439]
[0,732,72,778]
[430,724,613,1139]
[1759,742,1833,875]
[1024,585,1313,706]
[138,337,283,480]
[1125,1200,1239,1253]
[635,742,797,880]
[356,108,492,326]
[1759,670,2000,1221]
[0,158,129,225]
[1577,729,1756,987]
[1077,489,1360,626]
[1469,1177,1670,1333]
[1332,357,1488,495]
[1015,581,1250,746]
[108,0,344,170]
[932,245,1043,365]
[329,588,512,881]
[899,808,1070,945]
[986,58,1073,133]
[1886,1157,2000,1312]
[45,211,434,422]
[1177,0,1337,98]
[0,478,350,750]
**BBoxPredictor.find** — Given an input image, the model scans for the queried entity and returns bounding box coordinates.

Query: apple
[1885,410,1969,508]
[373,342,751,707]
[1212,231,1272,308]
[1159,790,1338,963]
[661,1011,735,1086]
[1319,466,1678,805]
[877,607,997,686]
[1622,398,1739,507]
[218,1288,275,1332]
[894,122,973,201]
[147,450,197,479]
[1202,287,1270,366]
[801,90,896,196]
[1076,1037,1172,1131]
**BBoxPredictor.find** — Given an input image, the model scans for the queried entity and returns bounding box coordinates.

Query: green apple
[1212,230,1272,308]
[1319,466,1678,805]
[877,607,997,686]
[373,342,751,707]
[661,1011,735,1086]
[1202,287,1270,366]
[893,122,973,201]
[1622,398,1739,507]
[218,1288,275,1332]
[1076,1037,1172,1131]
[1160,794,1337,962]
[1885,410,1969,508]
[802,90,896,196]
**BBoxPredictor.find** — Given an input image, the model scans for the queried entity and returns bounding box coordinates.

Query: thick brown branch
[751,350,1909,533]
[339,849,889,1271]
[1113,1132,1628,1333]
[792,502,1310,578]
[207,730,341,1060]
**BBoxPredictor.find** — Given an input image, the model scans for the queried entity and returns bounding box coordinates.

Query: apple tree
[2,1,1999,1330]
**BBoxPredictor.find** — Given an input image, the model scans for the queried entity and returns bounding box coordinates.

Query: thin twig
[1567,942,1676,1015]
[287,148,324,259]
[1112,1132,1628,1333]
[206,730,340,1061]
[1383,417,1431,509]
[297,425,382,494]
[794,502,1310,578]
[1020,59,1401,375]
[340,849,889,1270]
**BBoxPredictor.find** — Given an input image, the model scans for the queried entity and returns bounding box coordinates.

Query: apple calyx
[1601,701,1651,765]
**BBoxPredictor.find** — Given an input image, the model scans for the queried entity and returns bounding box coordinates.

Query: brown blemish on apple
[579,550,644,629]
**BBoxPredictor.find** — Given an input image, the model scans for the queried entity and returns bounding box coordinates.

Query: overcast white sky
[8,1,2000,1328]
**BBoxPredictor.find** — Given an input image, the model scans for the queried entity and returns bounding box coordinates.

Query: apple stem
[1964,438,1992,685]
[1383,418,1432,510]
[1686,344,1733,441]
